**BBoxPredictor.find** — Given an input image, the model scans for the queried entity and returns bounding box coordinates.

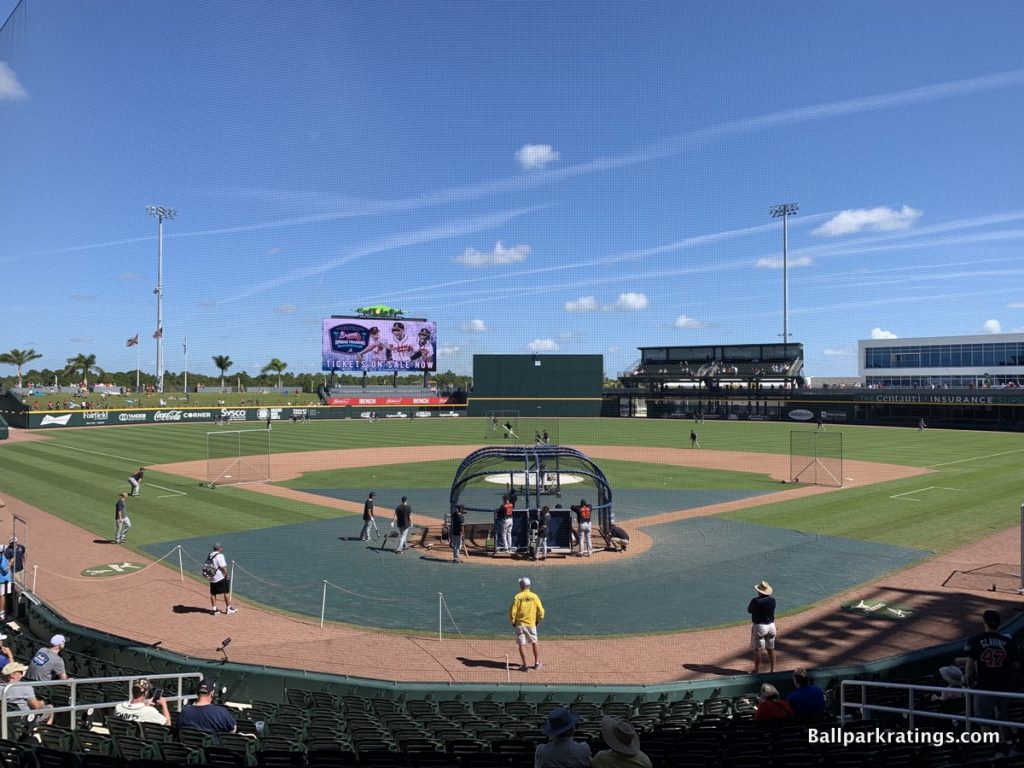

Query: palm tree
[212,355,233,388]
[261,358,288,388]
[64,353,103,387]
[0,348,43,388]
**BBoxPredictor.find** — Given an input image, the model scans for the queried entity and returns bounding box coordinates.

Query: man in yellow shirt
[509,577,545,671]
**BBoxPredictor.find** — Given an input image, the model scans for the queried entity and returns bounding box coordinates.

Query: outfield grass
[1,418,1020,555]
[277,456,774,492]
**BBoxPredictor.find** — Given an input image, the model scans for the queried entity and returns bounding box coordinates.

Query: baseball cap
[983,609,1001,626]
[2,662,27,676]
[197,678,216,695]
[519,577,531,587]
[50,634,67,646]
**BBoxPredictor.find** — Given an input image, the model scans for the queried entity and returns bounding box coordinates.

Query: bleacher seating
[7,618,1024,768]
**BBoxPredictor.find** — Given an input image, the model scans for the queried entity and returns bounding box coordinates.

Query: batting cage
[790,430,843,487]
[448,445,612,556]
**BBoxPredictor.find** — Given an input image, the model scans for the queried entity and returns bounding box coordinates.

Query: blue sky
[1,1,1023,381]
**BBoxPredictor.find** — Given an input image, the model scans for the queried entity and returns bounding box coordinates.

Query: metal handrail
[840,678,1024,731]
[0,671,203,740]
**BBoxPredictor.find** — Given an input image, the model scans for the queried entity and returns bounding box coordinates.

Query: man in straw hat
[747,580,777,674]
[534,706,590,767]
[592,715,652,767]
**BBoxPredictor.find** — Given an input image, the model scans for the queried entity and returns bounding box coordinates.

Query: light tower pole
[769,203,798,353]
[146,205,176,393]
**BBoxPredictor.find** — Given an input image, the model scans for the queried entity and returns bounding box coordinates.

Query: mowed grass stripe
[277,457,776,492]
[1,440,353,547]
[720,447,1022,552]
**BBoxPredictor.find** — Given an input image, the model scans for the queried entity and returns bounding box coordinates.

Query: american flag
[126,334,139,347]
[153,328,163,339]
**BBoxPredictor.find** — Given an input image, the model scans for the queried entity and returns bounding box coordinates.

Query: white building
[859,333,1024,388]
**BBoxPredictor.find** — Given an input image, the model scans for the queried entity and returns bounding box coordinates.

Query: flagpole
[136,344,140,393]
[183,338,188,394]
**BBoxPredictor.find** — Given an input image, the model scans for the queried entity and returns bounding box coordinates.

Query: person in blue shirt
[176,678,236,735]
[788,667,827,716]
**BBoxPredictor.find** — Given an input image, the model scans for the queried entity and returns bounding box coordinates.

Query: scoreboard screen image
[322,318,437,372]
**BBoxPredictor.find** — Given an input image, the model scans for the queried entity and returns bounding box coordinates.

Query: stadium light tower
[769,203,799,351]
[146,205,176,393]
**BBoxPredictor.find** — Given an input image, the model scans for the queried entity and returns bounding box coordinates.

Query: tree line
[0,348,472,392]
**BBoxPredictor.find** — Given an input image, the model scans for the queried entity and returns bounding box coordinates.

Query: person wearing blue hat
[534,706,590,767]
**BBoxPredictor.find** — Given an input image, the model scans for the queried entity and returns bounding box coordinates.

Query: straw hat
[755,580,773,596]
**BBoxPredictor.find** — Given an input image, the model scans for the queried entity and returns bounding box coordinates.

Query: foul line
[148,483,187,498]
[890,486,962,501]
[928,448,1024,468]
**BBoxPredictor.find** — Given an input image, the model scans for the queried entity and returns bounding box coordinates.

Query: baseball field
[2,416,1021,684]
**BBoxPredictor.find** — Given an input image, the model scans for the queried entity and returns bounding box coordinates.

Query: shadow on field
[456,657,511,670]
[683,663,748,676]
[172,605,215,615]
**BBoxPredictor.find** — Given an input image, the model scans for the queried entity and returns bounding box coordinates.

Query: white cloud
[823,347,852,356]
[565,293,648,312]
[607,346,622,353]
[459,319,488,332]
[565,296,598,313]
[813,205,922,237]
[0,62,27,101]
[756,255,814,269]
[455,241,531,267]
[268,247,283,256]
[527,338,559,352]
[674,315,708,329]
[871,327,898,339]
[275,303,298,314]
[982,319,1002,334]
[516,144,560,170]
[117,272,142,281]
[438,345,460,356]
[1007,302,1024,309]
[70,337,93,344]
[615,292,649,311]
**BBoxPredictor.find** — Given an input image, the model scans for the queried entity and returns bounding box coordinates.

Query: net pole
[177,545,183,582]
[1019,502,1024,595]
[320,580,327,629]
[438,592,443,642]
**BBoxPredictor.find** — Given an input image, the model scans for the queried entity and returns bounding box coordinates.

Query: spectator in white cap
[592,715,652,767]
[24,634,68,681]
[534,706,589,767]
[508,577,544,672]
[2,661,52,723]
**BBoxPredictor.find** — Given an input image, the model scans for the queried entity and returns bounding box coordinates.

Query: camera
[151,688,163,703]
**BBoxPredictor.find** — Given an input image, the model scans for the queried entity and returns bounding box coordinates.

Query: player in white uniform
[388,322,415,367]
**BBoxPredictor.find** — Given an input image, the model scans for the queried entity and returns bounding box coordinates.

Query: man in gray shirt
[24,634,68,681]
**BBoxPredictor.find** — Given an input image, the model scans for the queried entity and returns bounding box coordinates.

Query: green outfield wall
[468,354,603,417]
